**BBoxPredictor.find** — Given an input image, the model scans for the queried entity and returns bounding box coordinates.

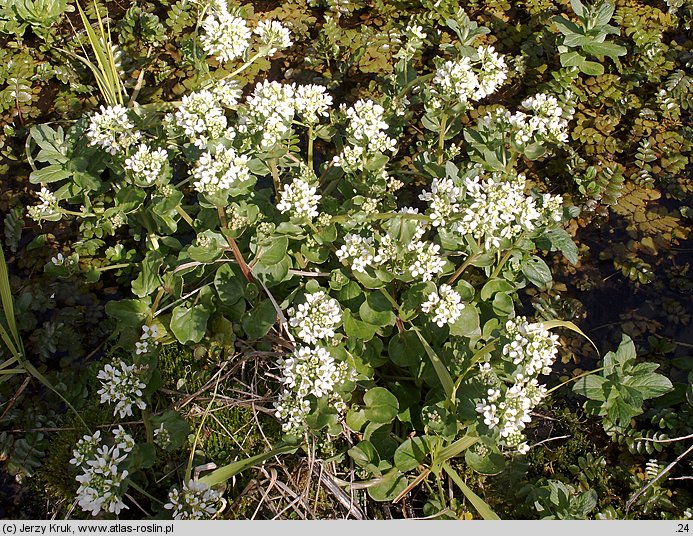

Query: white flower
[87,105,140,155]
[421,284,465,327]
[70,431,102,467]
[124,144,168,185]
[97,360,147,418]
[408,241,445,281]
[274,390,312,433]
[153,423,172,448]
[432,57,480,105]
[174,89,228,148]
[419,178,462,227]
[344,99,396,154]
[211,79,242,108]
[254,19,292,55]
[28,187,59,221]
[112,426,135,453]
[74,441,130,516]
[241,81,296,148]
[477,45,508,99]
[287,290,342,344]
[276,178,321,221]
[192,145,251,195]
[502,317,560,377]
[521,93,572,143]
[294,84,333,125]
[201,8,251,63]
[336,233,375,273]
[165,480,221,520]
[279,346,348,399]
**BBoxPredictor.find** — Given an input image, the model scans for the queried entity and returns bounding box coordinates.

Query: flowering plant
[26,1,595,518]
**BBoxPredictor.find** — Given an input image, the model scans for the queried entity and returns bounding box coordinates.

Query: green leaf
[105,298,150,328]
[242,300,277,339]
[131,252,163,298]
[465,445,506,475]
[573,375,608,401]
[570,0,586,18]
[170,301,211,344]
[363,387,399,424]
[254,236,288,265]
[521,256,553,289]
[448,304,480,338]
[214,264,245,306]
[367,470,408,502]
[29,164,71,184]
[560,51,586,68]
[627,372,673,400]
[388,330,424,367]
[359,292,396,327]
[149,410,190,451]
[523,143,547,161]
[343,309,379,341]
[199,443,298,487]
[580,60,604,76]
[480,279,514,301]
[582,41,626,58]
[443,463,500,520]
[394,436,432,472]
[413,327,454,401]
[537,229,579,265]
[492,292,514,316]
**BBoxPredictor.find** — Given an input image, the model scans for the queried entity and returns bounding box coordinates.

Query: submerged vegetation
[0,0,691,520]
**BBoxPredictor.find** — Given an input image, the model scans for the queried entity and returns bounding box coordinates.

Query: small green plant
[553,0,627,76]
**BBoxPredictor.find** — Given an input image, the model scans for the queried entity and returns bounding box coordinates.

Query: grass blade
[199,443,298,487]
[413,326,455,401]
[443,462,501,520]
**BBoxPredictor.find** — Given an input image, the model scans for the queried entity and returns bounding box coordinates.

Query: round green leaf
[388,330,424,367]
[170,302,211,344]
[364,387,399,424]
[214,264,245,306]
[242,300,277,339]
[394,436,432,472]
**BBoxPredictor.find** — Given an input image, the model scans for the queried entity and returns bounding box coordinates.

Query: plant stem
[269,158,281,195]
[308,125,314,171]
[142,409,154,444]
[96,262,132,272]
[175,205,195,228]
[438,113,447,165]
[447,253,479,285]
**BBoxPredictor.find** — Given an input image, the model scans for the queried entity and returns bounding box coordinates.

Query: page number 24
[678,525,689,533]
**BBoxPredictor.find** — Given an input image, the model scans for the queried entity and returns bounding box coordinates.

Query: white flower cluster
[87,105,140,155]
[69,428,135,516]
[344,99,397,154]
[337,221,445,282]
[124,144,168,186]
[277,289,350,434]
[420,171,563,249]
[294,84,333,125]
[396,23,427,61]
[164,479,221,520]
[173,89,229,149]
[276,178,321,221]
[502,317,560,378]
[28,187,59,221]
[200,4,250,63]
[475,317,560,453]
[421,284,465,327]
[336,233,375,273]
[192,145,251,195]
[275,345,350,434]
[135,324,159,355]
[241,81,296,148]
[287,290,342,344]
[97,360,147,418]
[430,46,507,107]
[254,19,292,55]
[521,93,571,143]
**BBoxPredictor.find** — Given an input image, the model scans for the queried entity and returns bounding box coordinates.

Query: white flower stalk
[201,7,250,63]
[274,390,312,433]
[336,233,376,273]
[521,93,572,143]
[70,432,102,467]
[344,99,396,154]
[476,46,508,99]
[433,57,480,104]
[503,317,560,377]
[287,290,342,344]
[28,187,59,221]
[124,144,168,186]
[174,89,228,148]
[97,360,147,418]
[135,324,159,355]
[453,172,541,249]
[276,178,321,221]
[294,84,333,125]
[408,241,445,281]
[211,79,242,108]
[241,81,296,148]
[87,105,140,155]
[192,146,251,195]
[112,426,136,453]
[254,19,292,55]
[73,441,130,516]
[164,479,221,520]
[421,284,465,327]
[418,178,462,227]
[278,346,349,399]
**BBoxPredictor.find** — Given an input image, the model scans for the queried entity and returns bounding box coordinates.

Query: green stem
[142,409,154,444]
[225,51,263,79]
[269,159,281,196]
[546,366,605,395]
[438,113,447,165]
[61,209,96,217]
[489,232,526,280]
[308,125,314,171]
[447,253,479,285]
[379,287,402,314]
[175,205,195,229]
[96,262,132,272]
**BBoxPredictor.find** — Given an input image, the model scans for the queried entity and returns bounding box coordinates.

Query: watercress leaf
[364,387,399,424]
[359,292,396,327]
[492,292,514,316]
[241,299,276,339]
[580,60,604,76]
[388,330,424,367]
[367,469,408,502]
[465,445,506,475]
[394,436,432,472]
[537,229,579,265]
[170,300,211,344]
[448,304,480,338]
[29,164,71,184]
[522,255,553,289]
[343,309,379,341]
[214,264,245,306]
